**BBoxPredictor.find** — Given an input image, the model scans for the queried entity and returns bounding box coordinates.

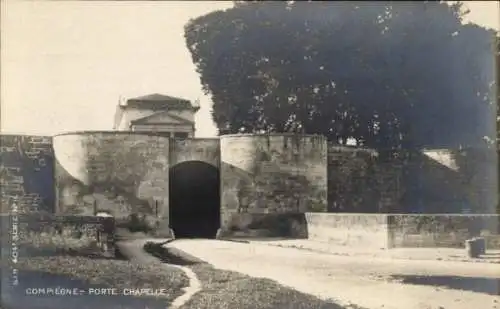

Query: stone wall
[0,135,55,215]
[388,214,500,249]
[327,145,395,213]
[218,134,327,237]
[326,145,498,214]
[170,138,220,168]
[219,213,309,238]
[303,213,500,249]
[53,132,172,237]
[399,148,497,214]
[2,132,497,241]
[1,213,116,257]
[305,213,390,249]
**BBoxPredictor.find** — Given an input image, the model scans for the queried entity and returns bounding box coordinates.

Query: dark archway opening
[169,161,220,238]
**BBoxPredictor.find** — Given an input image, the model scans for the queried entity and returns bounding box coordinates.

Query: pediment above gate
[131,111,194,125]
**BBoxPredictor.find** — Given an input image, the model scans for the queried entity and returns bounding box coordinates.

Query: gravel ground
[183,263,365,309]
[168,239,500,309]
[143,241,365,309]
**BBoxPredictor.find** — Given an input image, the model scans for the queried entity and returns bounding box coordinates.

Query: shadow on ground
[390,275,500,296]
[144,241,205,266]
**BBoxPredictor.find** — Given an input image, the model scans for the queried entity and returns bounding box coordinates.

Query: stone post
[465,237,486,258]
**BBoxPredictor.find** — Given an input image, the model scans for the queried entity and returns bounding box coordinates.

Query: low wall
[1,214,116,257]
[304,213,500,249]
[388,214,500,249]
[2,214,114,239]
[305,213,390,249]
[217,213,308,238]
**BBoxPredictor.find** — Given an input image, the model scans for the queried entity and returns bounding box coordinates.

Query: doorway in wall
[168,161,220,238]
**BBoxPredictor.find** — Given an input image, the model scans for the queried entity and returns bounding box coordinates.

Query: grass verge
[2,233,189,309]
[144,241,365,309]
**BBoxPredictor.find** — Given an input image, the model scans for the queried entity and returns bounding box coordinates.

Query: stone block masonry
[305,213,390,249]
[218,134,327,237]
[1,132,498,242]
[304,213,500,249]
[327,145,384,213]
[388,214,500,249]
[0,213,116,256]
[53,132,172,237]
[0,135,55,214]
[326,145,498,214]
[169,138,220,168]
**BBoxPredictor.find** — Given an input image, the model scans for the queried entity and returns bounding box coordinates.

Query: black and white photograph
[1,1,499,308]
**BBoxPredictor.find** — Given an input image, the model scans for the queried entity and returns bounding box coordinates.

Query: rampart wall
[218,134,327,237]
[1,132,497,242]
[53,132,171,236]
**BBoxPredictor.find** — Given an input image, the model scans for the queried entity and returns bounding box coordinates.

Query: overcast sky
[1,1,499,137]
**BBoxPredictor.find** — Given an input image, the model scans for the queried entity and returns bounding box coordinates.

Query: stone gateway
[52,131,328,238]
[1,94,496,240]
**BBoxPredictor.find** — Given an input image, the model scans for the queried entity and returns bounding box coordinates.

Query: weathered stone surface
[0,135,54,215]
[305,213,390,249]
[326,145,498,214]
[2,132,497,241]
[304,213,500,249]
[219,213,309,238]
[388,214,500,249]
[1,213,113,244]
[398,148,497,214]
[327,145,385,213]
[219,134,328,235]
[53,132,171,237]
[170,138,220,168]
[465,237,486,258]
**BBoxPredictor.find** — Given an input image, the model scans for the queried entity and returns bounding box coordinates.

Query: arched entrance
[169,161,220,238]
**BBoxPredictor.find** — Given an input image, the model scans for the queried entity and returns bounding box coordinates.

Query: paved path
[116,239,202,309]
[168,239,500,309]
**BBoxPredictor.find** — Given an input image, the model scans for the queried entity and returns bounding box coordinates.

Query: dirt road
[168,239,500,309]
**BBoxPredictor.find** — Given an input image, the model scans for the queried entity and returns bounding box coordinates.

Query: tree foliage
[185,1,497,151]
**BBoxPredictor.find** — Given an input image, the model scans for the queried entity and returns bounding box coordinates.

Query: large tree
[185,1,497,152]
